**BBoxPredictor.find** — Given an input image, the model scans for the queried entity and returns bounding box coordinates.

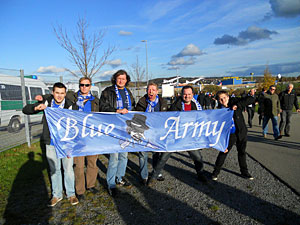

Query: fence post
[20,69,31,147]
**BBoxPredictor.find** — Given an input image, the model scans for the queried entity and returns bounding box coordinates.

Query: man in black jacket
[149,86,208,185]
[99,70,135,197]
[135,82,168,185]
[279,84,300,137]
[22,83,79,207]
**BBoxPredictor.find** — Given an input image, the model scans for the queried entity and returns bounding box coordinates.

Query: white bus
[0,74,50,133]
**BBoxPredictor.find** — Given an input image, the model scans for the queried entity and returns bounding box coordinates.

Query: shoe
[157,174,165,182]
[87,187,99,194]
[77,194,85,201]
[275,135,282,140]
[69,196,79,206]
[212,175,218,181]
[285,134,290,137]
[108,188,117,197]
[48,197,63,207]
[241,173,254,180]
[141,178,148,186]
[197,173,208,183]
[249,124,252,128]
[116,178,131,187]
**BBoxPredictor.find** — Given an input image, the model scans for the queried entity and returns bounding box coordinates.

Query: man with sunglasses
[261,85,281,140]
[72,77,100,201]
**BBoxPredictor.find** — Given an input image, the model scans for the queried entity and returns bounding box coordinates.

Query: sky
[1,0,300,83]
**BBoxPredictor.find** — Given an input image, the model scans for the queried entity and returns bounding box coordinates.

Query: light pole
[141,40,148,84]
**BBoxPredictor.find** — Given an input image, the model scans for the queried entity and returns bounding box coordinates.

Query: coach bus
[0,74,50,133]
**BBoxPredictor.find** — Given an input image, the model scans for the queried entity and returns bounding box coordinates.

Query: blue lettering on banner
[44,108,234,158]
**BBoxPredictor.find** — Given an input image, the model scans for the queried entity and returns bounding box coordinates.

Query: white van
[0,74,50,132]
[65,82,100,98]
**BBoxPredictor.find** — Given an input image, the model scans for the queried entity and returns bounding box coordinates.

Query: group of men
[245,84,299,140]
[25,69,294,207]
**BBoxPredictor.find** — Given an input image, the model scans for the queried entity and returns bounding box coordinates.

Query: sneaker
[87,187,99,194]
[69,196,79,206]
[48,197,63,207]
[285,134,290,137]
[241,173,254,180]
[275,135,282,140]
[211,174,218,181]
[116,178,131,187]
[157,174,165,182]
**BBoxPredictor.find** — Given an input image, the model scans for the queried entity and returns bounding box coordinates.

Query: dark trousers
[279,110,292,135]
[213,134,249,176]
[246,107,255,127]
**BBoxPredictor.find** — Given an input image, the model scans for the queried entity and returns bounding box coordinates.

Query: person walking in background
[22,83,79,207]
[257,88,267,125]
[135,82,168,185]
[197,91,205,108]
[100,70,135,197]
[72,77,100,201]
[246,89,256,128]
[212,89,255,181]
[261,85,282,140]
[279,83,300,137]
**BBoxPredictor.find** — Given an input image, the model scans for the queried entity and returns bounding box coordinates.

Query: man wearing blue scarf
[135,82,168,185]
[72,77,100,201]
[100,70,135,197]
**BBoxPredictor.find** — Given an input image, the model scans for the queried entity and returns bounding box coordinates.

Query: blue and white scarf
[115,85,132,111]
[146,95,159,112]
[51,98,65,109]
[76,91,93,112]
[182,98,202,111]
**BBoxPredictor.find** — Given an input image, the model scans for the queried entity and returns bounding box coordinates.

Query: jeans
[106,152,128,188]
[279,110,292,135]
[46,145,75,198]
[138,152,148,180]
[262,115,280,138]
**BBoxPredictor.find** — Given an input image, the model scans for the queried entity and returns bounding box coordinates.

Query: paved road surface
[245,111,300,195]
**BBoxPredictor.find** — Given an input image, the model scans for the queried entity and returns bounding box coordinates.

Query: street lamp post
[141,40,148,84]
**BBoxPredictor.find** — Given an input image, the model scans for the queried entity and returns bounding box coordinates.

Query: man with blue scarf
[100,70,135,197]
[135,82,168,185]
[72,77,100,201]
[148,86,208,185]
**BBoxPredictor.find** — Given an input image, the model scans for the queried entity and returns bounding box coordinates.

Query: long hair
[111,70,131,86]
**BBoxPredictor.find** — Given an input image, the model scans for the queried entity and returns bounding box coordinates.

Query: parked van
[0,74,50,132]
[65,82,100,98]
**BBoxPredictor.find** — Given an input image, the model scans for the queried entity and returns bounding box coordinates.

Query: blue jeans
[138,152,148,180]
[262,115,280,138]
[106,152,128,188]
[46,145,75,198]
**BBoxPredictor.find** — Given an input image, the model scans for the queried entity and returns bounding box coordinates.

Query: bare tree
[129,56,146,87]
[53,17,115,78]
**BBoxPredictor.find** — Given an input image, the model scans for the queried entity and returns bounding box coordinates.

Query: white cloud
[119,30,133,36]
[100,70,118,77]
[106,59,123,68]
[36,66,66,74]
[270,0,300,17]
[175,44,203,57]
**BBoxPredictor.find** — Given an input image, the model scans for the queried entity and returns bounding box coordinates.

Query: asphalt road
[245,111,300,195]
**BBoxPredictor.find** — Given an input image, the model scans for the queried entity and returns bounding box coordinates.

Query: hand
[34,104,47,111]
[224,149,228,153]
[280,109,282,113]
[232,105,237,110]
[297,109,300,113]
[278,114,280,117]
[116,108,129,114]
[35,95,43,101]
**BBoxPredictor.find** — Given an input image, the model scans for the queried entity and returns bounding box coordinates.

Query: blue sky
[1,0,300,82]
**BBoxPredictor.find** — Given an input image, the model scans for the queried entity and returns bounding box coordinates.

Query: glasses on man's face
[270,88,276,91]
[80,84,90,87]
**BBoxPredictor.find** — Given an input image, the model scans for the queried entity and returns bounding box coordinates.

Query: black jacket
[169,97,199,111]
[279,89,299,110]
[22,95,73,145]
[135,94,168,112]
[99,85,135,112]
[228,96,255,139]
